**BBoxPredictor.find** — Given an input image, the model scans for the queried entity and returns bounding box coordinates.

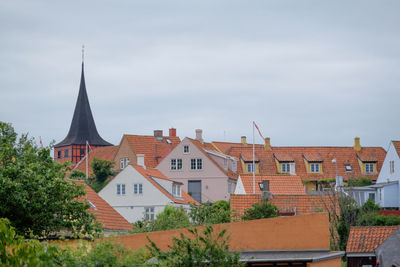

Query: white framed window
[170,159,177,170]
[246,163,255,173]
[190,158,202,170]
[310,163,320,173]
[281,163,290,173]
[134,183,143,194]
[171,158,182,170]
[345,164,352,172]
[224,158,228,170]
[172,183,181,197]
[120,157,130,169]
[183,145,189,154]
[117,184,126,195]
[232,160,237,173]
[390,160,395,174]
[365,163,374,174]
[145,207,155,221]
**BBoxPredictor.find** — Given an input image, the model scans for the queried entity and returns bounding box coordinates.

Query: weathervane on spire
[82,44,85,63]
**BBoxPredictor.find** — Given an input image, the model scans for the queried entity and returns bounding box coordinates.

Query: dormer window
[232,160,237,173]
[345,164,352,172]
[365,163,374,174]
[183,145,189,154]
[310,163,320,173]
[247,163,256,173]
[281,163,290,173]
[224,158,228,170]
[172,183,181,197]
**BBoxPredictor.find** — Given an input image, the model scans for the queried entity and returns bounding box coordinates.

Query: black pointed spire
[55,62,112,148]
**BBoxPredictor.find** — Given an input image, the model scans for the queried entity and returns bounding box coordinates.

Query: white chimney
[137,154,145,169]
[195,129,203,143]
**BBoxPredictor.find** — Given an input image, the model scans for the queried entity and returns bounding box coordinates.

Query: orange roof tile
[274,152,295,162]
[357,150,378,162]
[240,150,260,162]
[132,165,198,205]
[392,141,400,158]
[239,175,306,195]
[72,180,132,231]
[303,152,323,162]
[124,135,181,169]
[230,194,337,216]
[74,146,118,176]
[346,226,399,253]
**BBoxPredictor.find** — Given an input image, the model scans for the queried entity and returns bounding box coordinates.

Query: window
[183,145,189,154]
[134,183,143,194]
[281,163,290,173]
[64,149,69,158]
[173,184,181,197]
[224,158,228,170]
[120,157,130,169]
[368,193,375,202]
[310,163,320,173]
[191,158,202,170]
[57,150,61,158]
[171,159,183,170]
[246,163,256,173]
[365,163,374,174]
[390,160,395,174]
[80,148,85,155]
[145,207,155,221]
[117,184,126,195]
[345,164,352,172]
[232,160,237,172]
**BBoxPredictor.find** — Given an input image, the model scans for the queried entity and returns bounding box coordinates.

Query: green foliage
[0,122,101,238]
[69,170,86,180]
[242,199,279,221]
[189,201,232,225]
[346,177,373,187]
[318,178,336,184]
[146,225,243,267]
[92,157,115,183]
[133,206,191,233]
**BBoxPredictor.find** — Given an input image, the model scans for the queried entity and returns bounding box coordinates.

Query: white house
[99,165,196,223]
[347,141,400,208]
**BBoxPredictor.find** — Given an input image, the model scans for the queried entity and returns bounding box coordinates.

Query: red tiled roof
[392,141,400,158]
[72,180,132,231]
[224,145,386,182]
[74,146,118,176]
[132,165,198,205]
[124,135,181,169]
[357,150,378,162]
[240,150,260,162]
[212,141,256,154]
[230,194,337,216]
[346,226,399,253]
[239,175,306,195]
[303,152,323,162]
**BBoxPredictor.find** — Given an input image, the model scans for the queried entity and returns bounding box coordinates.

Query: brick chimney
[353,137,361,151]
[154,130,163,141]
[241,136,247,145]
[169,128,176,137]
[195,129,203,143]
[264,137,271,150]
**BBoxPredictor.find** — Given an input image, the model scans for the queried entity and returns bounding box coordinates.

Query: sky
[1,1,399,150]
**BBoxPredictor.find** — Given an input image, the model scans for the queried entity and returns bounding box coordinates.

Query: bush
[189,201,232,225]
[242,200,279,221]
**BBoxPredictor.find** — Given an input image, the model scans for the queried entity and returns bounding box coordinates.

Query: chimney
[154,130,163,141]
[169,128,176,137]
[137,154,145,169]
[264,137,271,150]
[195,129,203,143]
[241,136,247,145]
[353,137,361,151]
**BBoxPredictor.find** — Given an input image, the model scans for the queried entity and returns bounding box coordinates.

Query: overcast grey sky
[1,1,399,149]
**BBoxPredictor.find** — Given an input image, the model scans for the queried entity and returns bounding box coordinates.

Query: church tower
[54,60,112,164]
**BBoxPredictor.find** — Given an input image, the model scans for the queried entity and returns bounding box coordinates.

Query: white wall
[377,142,400,183]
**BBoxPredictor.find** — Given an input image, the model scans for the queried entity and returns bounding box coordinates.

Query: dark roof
[55,63,112,147]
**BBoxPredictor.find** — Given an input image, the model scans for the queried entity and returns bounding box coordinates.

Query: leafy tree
[189,200,232,225]
[146,225,243,267]
[68,170,86,180]
[0,122,101,238]
[92,157,115,183]
[242,199,279,221]
[346,177,373,187]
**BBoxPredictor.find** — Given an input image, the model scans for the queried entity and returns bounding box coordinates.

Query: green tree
[346,177,373,187]
[0,122,101,238]
[189,200,232,225]
[69,170,86,180]
[242,199,279,221]
[92,157,115,183]
[146,225,243,267]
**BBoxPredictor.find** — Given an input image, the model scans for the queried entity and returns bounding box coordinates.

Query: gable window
[117,184,126,195]
[171,159,183,170]
[365,163,374,174]
[183,145,189,154]
[145,207,155,221]
[57,150,61,159]
[232,160,237,173]
[64,149,69,158]
[310,163,320,173]
[345,164,352,172]
[281,163,290,173]
[172,184,181,197]
[191,158,203,170]
[134,183,143,194]
[247,163,256,173]
[120,157,130,170]
[171,159,176,170]
[390,160,395,174]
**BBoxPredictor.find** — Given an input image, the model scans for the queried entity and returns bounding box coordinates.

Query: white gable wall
[234,175,246,194]
[377,142,400,183]
[99,165,175,223]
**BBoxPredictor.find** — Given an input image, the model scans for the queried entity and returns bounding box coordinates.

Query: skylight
[345,164,352,172]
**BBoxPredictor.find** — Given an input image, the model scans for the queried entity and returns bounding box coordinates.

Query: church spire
[55,58,112,148]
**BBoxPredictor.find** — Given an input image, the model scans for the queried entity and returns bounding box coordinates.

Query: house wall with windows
[113,136,137,171]
[99,165,185,223]
[377,141,400,183]
[157,137,236,203]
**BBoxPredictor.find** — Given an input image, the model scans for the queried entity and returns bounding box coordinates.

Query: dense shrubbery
[242,199,279,221]
[346,177,373,187]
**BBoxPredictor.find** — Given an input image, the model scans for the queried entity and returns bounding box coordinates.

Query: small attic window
[88,200,97,210]
[345,164,352,172]
[166,138,172,144]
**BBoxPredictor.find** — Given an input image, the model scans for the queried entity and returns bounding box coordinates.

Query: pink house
[157,129,238,203]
